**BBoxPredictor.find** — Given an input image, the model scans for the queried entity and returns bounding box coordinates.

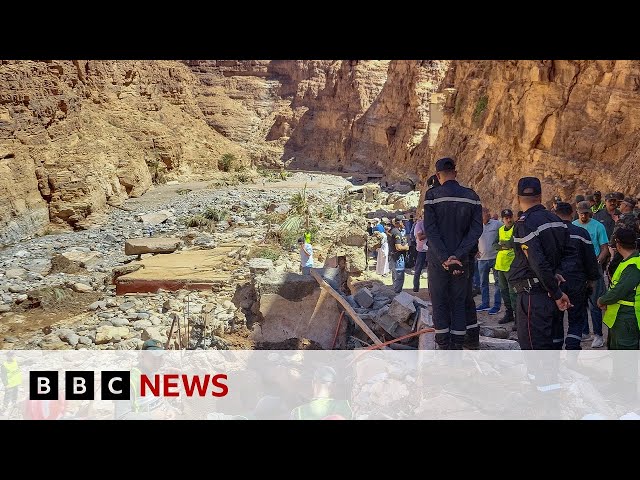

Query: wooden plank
[310,269,382,346]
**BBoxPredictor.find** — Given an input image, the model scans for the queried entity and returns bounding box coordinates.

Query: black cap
[594,191,602,196]
[611,228,637,247]
[575,194,585,202]
[623,197,636,207]
[394,214,405,222]
[614,192,625,200]
[605,193,616,201]
[427,174,440,189]
[297,237,304,243]
[554,202,573,216]
[435,157,456,172]
[500,208,513,218]
[517,177,542,196]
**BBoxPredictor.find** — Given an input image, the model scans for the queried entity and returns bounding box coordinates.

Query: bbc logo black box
[30,371,131,400]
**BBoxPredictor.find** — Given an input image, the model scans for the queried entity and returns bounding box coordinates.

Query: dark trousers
[413,251,427,291]
[496,270,516,316]
[406,244,417,269]
[516,289,564,350]
[427,260,469,349]
[478,258,501,308]
[465,258,480,347]
[584,275,605,336]
[389,257,405,293]
[563,284,588,350]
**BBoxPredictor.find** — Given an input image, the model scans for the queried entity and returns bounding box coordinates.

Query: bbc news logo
[29,371,229,400]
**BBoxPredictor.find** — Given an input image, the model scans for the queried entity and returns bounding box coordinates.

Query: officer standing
[554,202,601,350]
[423,157,483,349]
[509,177,571,350]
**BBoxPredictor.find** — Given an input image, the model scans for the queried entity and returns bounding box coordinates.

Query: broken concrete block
[479,336,520,350]
[248,258,274,274]
[124,238,182,256]
[387,292,417,323]
[354,287,374,309]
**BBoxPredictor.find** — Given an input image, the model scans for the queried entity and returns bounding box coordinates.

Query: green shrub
[218,153,236,172]
[203,207,228,222]
[183,215,209,228]
[473,95,488,121]
[322,204,335,220]
[250,247,281,261]
[236,172,251,183]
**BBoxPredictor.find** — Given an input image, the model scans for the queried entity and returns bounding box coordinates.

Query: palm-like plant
[280,183,311,236]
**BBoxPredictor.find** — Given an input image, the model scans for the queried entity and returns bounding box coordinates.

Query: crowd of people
[368,157,640,351]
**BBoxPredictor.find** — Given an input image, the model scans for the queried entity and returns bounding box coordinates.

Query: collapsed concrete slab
[251,270,347,349]
[124,238,183,256]
[387,292,417,323]
[115,246,243,294]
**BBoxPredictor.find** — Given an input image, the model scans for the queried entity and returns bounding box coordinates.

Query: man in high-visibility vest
[493,209,517,329]
[1,352,22,411]
[598,228,640,349]
[290,366,352,420]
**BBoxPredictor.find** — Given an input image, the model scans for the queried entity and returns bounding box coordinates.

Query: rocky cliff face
[1,59,450,244]
[0,60,245,243]
[429,60,640,212]
[283,60,449,182]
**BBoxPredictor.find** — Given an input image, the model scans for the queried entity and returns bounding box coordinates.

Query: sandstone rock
[248,258,274,274]
[88,300,107,311]
[61,251,103,269]
[5,268,27,280]
[363,184,381,202]
[95,326,130,344]
[0,304,11,313]
[393,191,420,210]
[39,334,69,350]
[139,210,173,226]
[133,319,153,329]
[124,238,182,255]
[73,283,93,293]
[23,259,52,276]
[8,285,26,293]
[112,264,143,280]
[111,318,130,327]
[15,294,28,303]
[119,302,135,311]
[142,327,167,342]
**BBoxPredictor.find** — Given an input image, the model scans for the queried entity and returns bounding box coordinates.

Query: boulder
[5,268,27,280]
[139,210,173,226]
[142,327,167,342]
[38,334,69,350]
[95,326,130,344]
[392,191,420,210]
[73,283,93,293]
[124,238,182,255]
[248,258,274,275]
[23,259,52,276]
[479,336,520,350]
[61,250,103,269]
[363,183,381,202]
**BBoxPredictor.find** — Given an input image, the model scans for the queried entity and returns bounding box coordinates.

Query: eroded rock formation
[428,60,640,212]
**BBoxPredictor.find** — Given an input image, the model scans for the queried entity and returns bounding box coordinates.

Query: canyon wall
[0,60,245,243]
[428,60,640,212]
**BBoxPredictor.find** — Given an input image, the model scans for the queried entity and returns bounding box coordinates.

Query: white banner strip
[0,350,639,420]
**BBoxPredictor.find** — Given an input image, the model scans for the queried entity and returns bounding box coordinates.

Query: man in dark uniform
[423,157,483,349]
[389,214,409,293]
[509,177,571,350]
[554,202,601,349]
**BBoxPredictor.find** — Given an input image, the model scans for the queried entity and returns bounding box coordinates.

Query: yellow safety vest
[494,225,515,272]
[603,256,640,329]
[3,359,22,388]
[291,398,353,420]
